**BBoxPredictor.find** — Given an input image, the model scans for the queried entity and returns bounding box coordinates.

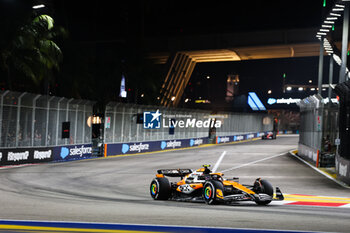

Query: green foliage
[0,14,65,89]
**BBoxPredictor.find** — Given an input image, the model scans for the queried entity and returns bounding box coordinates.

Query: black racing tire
[150,177,171,200]
[254,179,273,205]
[203,180,224,205]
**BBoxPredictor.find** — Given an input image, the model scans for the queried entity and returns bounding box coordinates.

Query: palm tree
[0,14,64,91]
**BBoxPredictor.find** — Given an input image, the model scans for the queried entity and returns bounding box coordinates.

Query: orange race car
[150,165,284,205]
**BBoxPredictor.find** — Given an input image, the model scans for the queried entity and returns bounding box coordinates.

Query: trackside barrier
[106,137,208,156]
[278,130,299,134]
[105,132,267,156]
[336,154,350,185]
[0,132,263,165]
[215,132,267,144]
[297,94,338,166]
[0,143,94,166]
[0,147,53,166]
[52,144,94,162]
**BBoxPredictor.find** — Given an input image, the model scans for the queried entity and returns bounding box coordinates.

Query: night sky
[52,0,324,39]
[0,0,337,108]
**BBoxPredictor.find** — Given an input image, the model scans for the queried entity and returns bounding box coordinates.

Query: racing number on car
[179,184,194,194]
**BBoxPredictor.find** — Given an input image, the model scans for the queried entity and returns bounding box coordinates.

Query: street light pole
[318,37,324,96]
[328,55,334,101]
[339,2,349,83]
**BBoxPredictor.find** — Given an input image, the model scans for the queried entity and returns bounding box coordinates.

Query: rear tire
[150,178,171,200]
[203,180,224,205]
[254,179,273,205]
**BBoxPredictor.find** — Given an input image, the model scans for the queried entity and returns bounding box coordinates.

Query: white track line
[340,203,350,208]
[221,152,286,173]
[0,163,37,170]
[212,151,226,173]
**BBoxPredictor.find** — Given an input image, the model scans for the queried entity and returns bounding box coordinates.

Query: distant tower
[226,74,239,102]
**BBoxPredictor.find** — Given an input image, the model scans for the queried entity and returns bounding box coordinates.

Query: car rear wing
[157,169,193,177]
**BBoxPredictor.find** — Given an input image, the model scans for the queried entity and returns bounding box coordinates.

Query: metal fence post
[136,106,140,142]
[66,99,73,144]
[16,92,26,147]
[56,97,65,145]
[66,99,73,121]
[74,100,81,145]
[318,37,324,96]
[31,94,41,147]
[129,106,133,142]
[45,96,54,146]
[112,105,117,143]
[0,91,9,146]
[340,2,349,83]
[328,56,334,101]
[121,106,125,142]
[82,103,86,144]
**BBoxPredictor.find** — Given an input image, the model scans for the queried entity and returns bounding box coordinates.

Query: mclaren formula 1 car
[150,165,284,205]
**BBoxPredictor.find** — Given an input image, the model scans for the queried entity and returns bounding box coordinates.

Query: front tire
[150,178,171,200]
[254,179,273,205]
[203,180,224,205]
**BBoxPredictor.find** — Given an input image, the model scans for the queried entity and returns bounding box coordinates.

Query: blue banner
[53,144,93,161]
[106,137,208,156]
[216,132,265,144]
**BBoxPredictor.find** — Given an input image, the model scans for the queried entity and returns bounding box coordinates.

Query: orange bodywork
[211,172,224,176]
[162,171,255,195]
[223,180,256,194]
[190,183,203,189]
[177,179,186,186]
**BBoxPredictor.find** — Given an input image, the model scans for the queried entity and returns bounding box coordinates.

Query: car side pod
[273,187,284,201]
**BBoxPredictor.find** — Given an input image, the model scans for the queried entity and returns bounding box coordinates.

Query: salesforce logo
[267,98,277,105]
[60,145,92,159]
[161,140,182,150]
[60,147,70,159]
[190,139,203,147]
[217,137,229,144]
[122,144,129,154]
[121,143,150,154]
[161,141,167,150]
